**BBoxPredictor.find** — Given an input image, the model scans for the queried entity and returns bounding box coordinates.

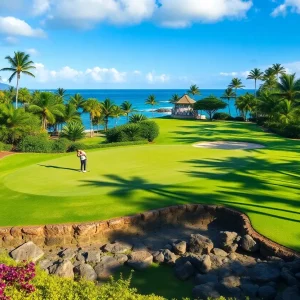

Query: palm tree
[145,95,158,118]
[111,105,125,127]
[63,103,81,123]
[277,73,300,102]
[247,68,263,98]
[69,93,86,110]
[29,92,65,130]
[169,94,180,104]
[100,98,116,131]
[258,91,281,121]
[61,121,85,142]
[271,64,286,81]
[83,98,101,137]
[229,78,245,98]
[278,100,297,125]
[129,113,148,123]
[120,101,135,123]
[235,93,256,120]
[0,51,35,109]
[56,88,67,103]
[187,85,200,98]
[18,88,32,105]
[221,87,236,115]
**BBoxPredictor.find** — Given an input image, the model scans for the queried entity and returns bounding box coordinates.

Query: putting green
[0,118,300,251]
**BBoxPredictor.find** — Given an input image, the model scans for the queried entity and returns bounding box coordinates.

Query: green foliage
[213,112,230,120]
[67,142,86,152]
[194,96,227,120]
[17,133,53,153]
[139,121,160,142]
[0,141,11,151]
[187,84,200,96]
[61,122,86,142]
[129,114,148,123]
[52,138,70,153]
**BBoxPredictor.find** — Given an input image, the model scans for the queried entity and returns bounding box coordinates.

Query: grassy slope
[0,118,300,252]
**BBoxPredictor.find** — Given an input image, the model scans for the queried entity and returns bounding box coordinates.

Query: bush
[129,113,148,123]
[233,116,245,122]
[213,112,230,120]
[0,142,11,151]
[17,134,53,153]
[67,142,86,152]
[122,124,141,141]
[106,127,129,143]
[268,123,300,139]
[52,138,70,153]
[60,122,85,142]
[139,121,160,142]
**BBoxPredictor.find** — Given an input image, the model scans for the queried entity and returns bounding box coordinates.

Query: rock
[85,250,101,263]
[59,248,76,260]
[54,261,74,279]
[282,286,300,300]
[250,263,281,283]
[286,258,300,274]
[240,283,259,297]
[195,274,218,285]
[115,254,128,264]
[221,276,241,288]
[212,248,228,257]
[75,251,86,262]
[295,272,300,280]
[228,253,237,260]
[192,283,220,299]
[220,231,240,253]
[127,251,153,270]
[230,261,247,276]
[103,242,132,254]
[75,264,97,281]
[39,259,54,272]
[10,241,44,262]
[281,268,298,286]
[209,254,226,268]
[163,244,173,251]
[189,254,211,273]
[174,261,195,280]
[189,234,214,254]
[153,251,164,263]
[258,285,277,300]
[94,256,123,280]
[162,249,177,265]
[172,241,187,255]
[240,235,259,252]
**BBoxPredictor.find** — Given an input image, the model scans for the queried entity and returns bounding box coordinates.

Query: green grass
[0,118,300,253]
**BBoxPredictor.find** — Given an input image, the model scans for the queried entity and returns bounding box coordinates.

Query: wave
[160,100,171,103]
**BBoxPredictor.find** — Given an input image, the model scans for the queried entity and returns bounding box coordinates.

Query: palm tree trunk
[228,99,231,115]
[255,79,258,120]
[15,74,20,109]
[90,115,93,138]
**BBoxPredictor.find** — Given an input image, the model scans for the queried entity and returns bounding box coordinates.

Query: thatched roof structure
[175,94,196,105]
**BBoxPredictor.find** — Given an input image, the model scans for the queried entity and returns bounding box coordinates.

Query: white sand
[193,141,265,150]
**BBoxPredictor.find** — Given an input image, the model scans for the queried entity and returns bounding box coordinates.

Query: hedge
[0,141,12,151]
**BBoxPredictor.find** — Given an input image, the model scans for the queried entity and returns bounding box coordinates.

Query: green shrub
[17,134,53,153]
[67,142,87,152]
[213,112,230,120]
[123,124,141,141]
[139,121,159,142]
[129,113,148,123]
[52,138,70,153]
[60,121,86,142]
[0,141,12,151]
[106,127,129,143]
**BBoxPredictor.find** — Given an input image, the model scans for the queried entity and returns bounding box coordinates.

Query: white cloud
[32,0,50,16]
[220,70,250,78]
[85,67,126,83]
[220,72,238,77]
[0,17,46,37]
[272,0,300,16]
[146,72,170,83]
[26,48,39,56]
[3,36,19,45]
[156,0,253,28]
[284,61,300,74]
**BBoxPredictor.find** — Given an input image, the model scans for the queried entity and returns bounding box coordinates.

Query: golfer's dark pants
[81,159,87,171]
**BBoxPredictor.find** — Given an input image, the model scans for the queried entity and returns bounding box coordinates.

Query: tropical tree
[229,78,245,101]
[271,64,286,81]
[83,98,101,137]
[17,88,32,105]
[187,85,200,97]
[169,94,180,104]
[69,93,86,110]
[28,92,65,130]
[100,98,116,131]
[56,88,67,103]
[60,121,85,142]
[235,93,256,120]
[277,100,297,125]
[260,75,278,91]
[129,113,148,123]
[111,105,125,127]
[247,68,263,98]
[194,96,227,121]
[145,95,158,117]
[257,91,280,121]
[63,103,81,123]
[0,51,36,109]
[120,101,135,123]
[277,73,300,102]
[221,87,236,115]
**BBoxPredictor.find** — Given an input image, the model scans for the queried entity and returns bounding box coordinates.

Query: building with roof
[171,94,199,119]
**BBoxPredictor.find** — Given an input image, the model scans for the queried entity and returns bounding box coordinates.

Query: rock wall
[0,204,299,260]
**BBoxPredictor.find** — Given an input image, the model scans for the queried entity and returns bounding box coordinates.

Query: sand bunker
[193,141,265,150]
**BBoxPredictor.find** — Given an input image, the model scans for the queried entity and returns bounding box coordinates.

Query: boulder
[240,235,259,252]
[228,253,237,260]
[54,261,74,279]
[240,283,259,298]
[250,263,281,283]
[230,261,247,276]
[295,272,300,280]
[220,231,240,253]
[172,241,187,255]
[220,276,241,288]
[162,249,177,265]
[39,259,54,273]
[85,250,101,263]
[75,264,97,281]
[282,286,300,300]
[281,268,298,286]
[192,283,220,299]
[195,274,219,285]
[189,254,211,273]
[59,248,76,260]
[286,258,300,274]
[189,234,213,254]
[75,251,86,262]
[174,261,195,281]
[153,251,164,263]
[94,256,123,280]
[212,248,228,257]
[103,242,132,254]
[10,241,44,262]
[115,254,128,264]
[127,251,153,270]
[258,285,277,300]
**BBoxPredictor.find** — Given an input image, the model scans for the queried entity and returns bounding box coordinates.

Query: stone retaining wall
[0,205,299,260]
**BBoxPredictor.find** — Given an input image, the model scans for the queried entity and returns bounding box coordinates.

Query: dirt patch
[193,141,265,150]
[0,151,15,160]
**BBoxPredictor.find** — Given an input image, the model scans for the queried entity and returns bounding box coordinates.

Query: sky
[0,0,300,89]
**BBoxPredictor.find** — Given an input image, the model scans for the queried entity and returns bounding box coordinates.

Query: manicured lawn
[0,118,300,252]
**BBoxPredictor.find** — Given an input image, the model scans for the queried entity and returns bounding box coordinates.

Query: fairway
[1,118,300,251]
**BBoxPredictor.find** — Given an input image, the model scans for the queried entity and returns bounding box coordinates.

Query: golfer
[77,150,87,172]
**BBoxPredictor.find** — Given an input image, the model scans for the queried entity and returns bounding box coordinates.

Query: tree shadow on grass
[38,164,79,172]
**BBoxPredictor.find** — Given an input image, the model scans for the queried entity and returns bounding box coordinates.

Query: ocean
[42,89,254,129]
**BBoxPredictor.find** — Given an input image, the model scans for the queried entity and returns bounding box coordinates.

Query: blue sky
[0,0,300,89]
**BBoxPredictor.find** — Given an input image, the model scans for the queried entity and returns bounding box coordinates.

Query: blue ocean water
[44,89,254,130]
